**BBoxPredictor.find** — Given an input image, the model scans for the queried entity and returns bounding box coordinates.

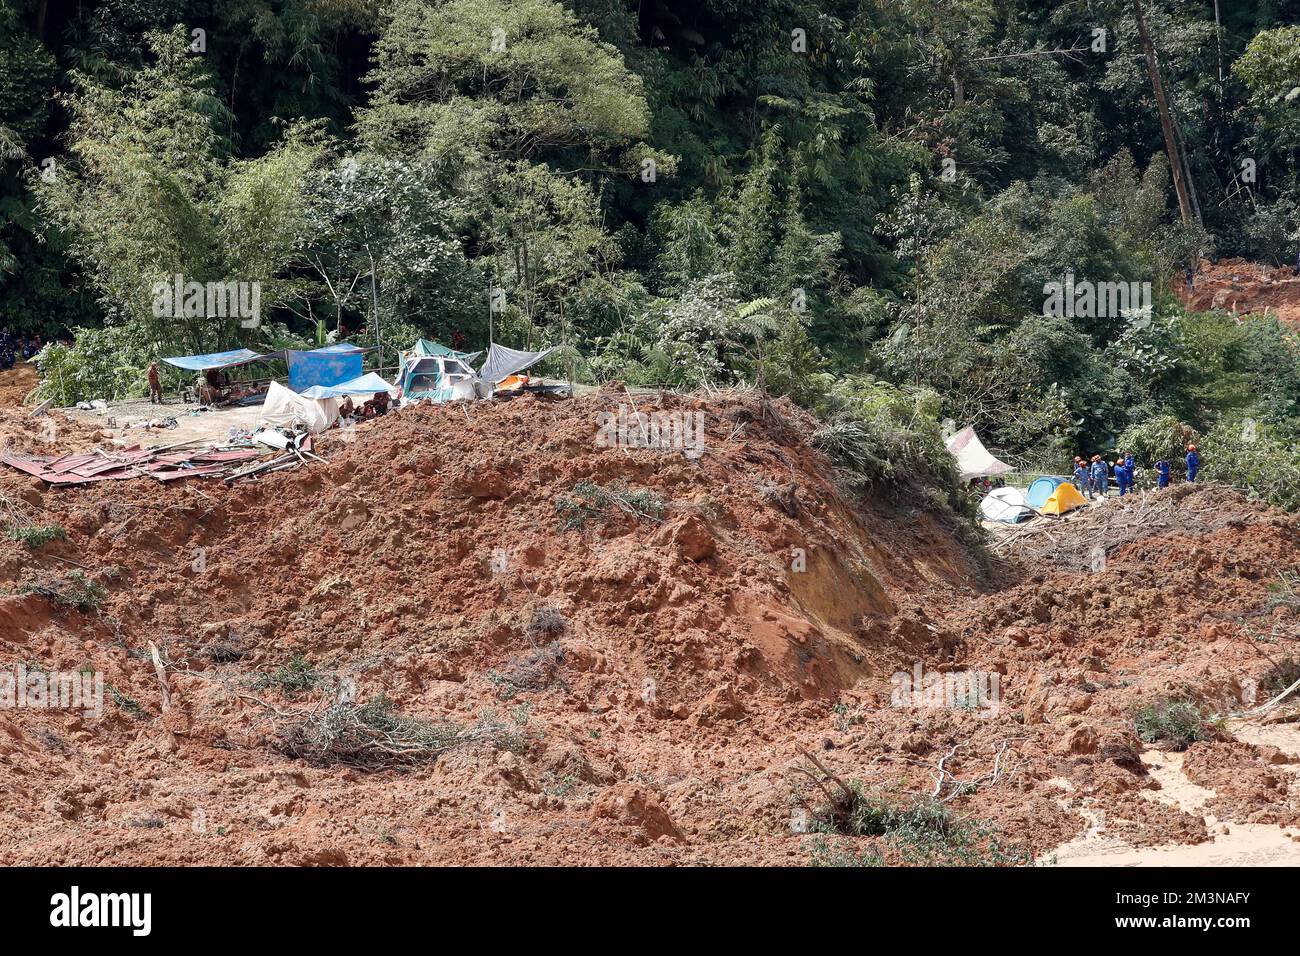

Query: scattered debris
[0,434,317,485]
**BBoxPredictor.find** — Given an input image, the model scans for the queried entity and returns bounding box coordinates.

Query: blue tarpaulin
[287,348,364,392]
[162,348,283,372]
[298,372,396,400]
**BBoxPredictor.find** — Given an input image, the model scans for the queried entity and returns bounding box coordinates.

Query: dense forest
[2,0,1299,506]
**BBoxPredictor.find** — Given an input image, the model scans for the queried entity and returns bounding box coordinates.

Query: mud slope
[1,391,1297,865]
[1179,258,1300,327]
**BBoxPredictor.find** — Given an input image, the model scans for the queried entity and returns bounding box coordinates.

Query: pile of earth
[0,363,38,408]
[1178,257,1300,326]
[0,387,1297,865]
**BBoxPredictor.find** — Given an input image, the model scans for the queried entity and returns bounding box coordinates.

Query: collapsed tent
[1041,481,1088,516]
[945,426,1014,482]
[398,352,478,403]
[286,344,367,392]
[257,380,338,434]
[478,343,557,385]
[979,486,1035,524]
[411,339,481,363]
[162,348,285,372]
[1026,476,1072,509]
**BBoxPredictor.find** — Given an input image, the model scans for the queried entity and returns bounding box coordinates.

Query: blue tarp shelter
[1026,476,1072,509]
[287,346,366,392]
[162,348,284,372]
[298,372,396,400]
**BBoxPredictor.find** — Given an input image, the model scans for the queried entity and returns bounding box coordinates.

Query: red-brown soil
[1,388,1297,865]
[1179,257,1300,327]
[0,364,38,408]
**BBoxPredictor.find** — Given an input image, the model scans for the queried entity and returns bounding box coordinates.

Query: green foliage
[555,480,665,530]
[251,655,327,696]
[1118,415,1199,470]
[19,572,106,613]
[1134,698,1220,751]
[1201,418,1300,512]
[31,324,161,404]
[812,377,975,526]
[33,27,325,353]
[808,785,1031,867]
[1233,27,1300,155]
[5,0,1300,540]
[5,525,66,549]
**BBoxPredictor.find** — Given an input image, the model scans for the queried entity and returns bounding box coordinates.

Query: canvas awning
[162,348,285,372]
[299,372,396,400]
[945,426,1014,482]
[478,343,556,384]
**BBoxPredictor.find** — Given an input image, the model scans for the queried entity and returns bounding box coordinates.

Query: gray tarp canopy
[478,343,557,384]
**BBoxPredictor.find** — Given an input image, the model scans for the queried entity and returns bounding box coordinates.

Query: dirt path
[59,397,267,448]
[1046,724,1300,866]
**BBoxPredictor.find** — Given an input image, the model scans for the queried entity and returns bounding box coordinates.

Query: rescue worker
[1156,458,1171,489]
[147,361,163,404]
[1186,443,1200,482]
[1090,454,1108,498]
[1073,458,1090,497]
[1114,458,1130,496]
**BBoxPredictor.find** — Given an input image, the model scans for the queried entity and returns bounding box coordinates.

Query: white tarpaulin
[257,380,340,434]
[478,343,557,384]
[945,426,1014,482]
[980,486,1034,523]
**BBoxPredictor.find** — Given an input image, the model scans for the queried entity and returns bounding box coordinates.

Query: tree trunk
[1132,0,1199,227]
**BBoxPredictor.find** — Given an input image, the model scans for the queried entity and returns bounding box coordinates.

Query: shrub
[1201,418,1300,511]
[808,786,1031,867]
[488,642,566,699]
[555,480,665,530]
[278,694,527,769]
[251,655,327,696]
[5,524,65,549]
[1118,415,1199,472]
[525,607,568,642]
[1134,698,1219,750]
[812,377,978,527]
[32,324,159,405]
[19,572,106,612]
[1260,657,1300,699]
